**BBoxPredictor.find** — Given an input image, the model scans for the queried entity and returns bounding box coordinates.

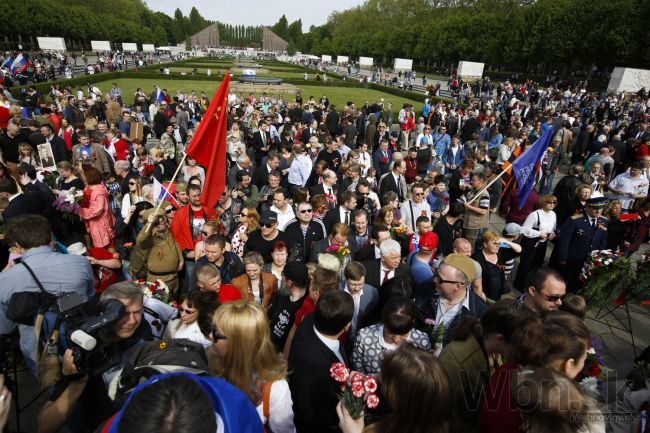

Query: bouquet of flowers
[577,340,611,400]
[330,363,380,419]
[139,279,171,304]
[52,187,84,221]
[41,170,58,190]
[325,244,351,264]
[390,224,411,240]
[578,249,634,307]
[423,318,446,354]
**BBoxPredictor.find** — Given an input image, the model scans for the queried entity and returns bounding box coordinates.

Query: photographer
[233,170,260,209]
[0,215,94,374]
[37,282,153,433]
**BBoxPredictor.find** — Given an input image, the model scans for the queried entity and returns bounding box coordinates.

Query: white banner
[91,40,111,51]
[457,61,484,77]
[122,42,138,52]
[142,44,155,52]
[359,56,373,67]
[393,58,413,71]
[321,55,332,63]
[37,37,66,51]
[336,56,348,65]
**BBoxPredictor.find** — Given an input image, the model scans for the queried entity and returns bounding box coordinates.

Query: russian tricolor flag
[10,54,30,75]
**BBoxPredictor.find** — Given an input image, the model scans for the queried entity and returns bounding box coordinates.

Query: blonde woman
[211,301,295,433]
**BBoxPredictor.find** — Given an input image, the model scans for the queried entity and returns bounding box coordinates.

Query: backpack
[108,338,209,404]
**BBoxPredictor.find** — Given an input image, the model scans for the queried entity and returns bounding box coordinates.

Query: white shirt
[380,264,395,285]
[344,285,364,333]
[401,199,431,232]
[255,379,296,433]
[522,209,557,238]
[270,205,295,231]
[314,326,344,363]
[339,206,352,225]
[288,154,312,186]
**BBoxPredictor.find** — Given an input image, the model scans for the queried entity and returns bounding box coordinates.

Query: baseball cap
[442,253,476,282]
[283,262,309,287]
[260,210,278,225]
[419,232,438,252]
[67,242,87,256]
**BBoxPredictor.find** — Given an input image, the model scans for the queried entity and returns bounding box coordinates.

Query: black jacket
[283,218,327,262]
[288,315,346,433]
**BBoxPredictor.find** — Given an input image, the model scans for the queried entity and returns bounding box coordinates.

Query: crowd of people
[0,66,649,433]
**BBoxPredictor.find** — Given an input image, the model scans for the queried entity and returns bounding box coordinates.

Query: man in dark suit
[252,121,272,166]
[325,105,340,137]
[251,150,280,190]
[310,169,338,209]
[379,159,407,202]
[309,223,354,263]
[460,110,479,142]
[341,261,379,341]
[552,197,608,290]
[0,178,44,221]
[301,118,319,145]
[284,201,327,262]
[362,238,409,290]
[372,140,392,178]
[355,224,391,262]
[347,209,372,253]
[40,124,69,163]
[288,290,354,433]
[323,191,357,233]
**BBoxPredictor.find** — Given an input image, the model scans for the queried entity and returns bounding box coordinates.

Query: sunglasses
[434,273,464,285]
[240,213,248,217]
[299,209,313,213]
[414,192,425,196]
[128,182,136,186]
[178,307,196,315]
[201,230,211,237]
[547,201,557,204]
[543,294,566,303]
[165,208,175,214]
[212,327,227,342]
[262,223,275,228]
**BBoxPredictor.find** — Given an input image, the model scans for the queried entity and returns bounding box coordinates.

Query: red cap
[419,231,438,252]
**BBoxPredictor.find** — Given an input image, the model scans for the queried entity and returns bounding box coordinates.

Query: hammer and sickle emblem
[213,106,222,121]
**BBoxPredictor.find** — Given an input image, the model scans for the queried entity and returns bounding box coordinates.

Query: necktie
[397,176,402,197]
[345,211,350,225]
[262,132,266,145]
[382,269,391,285]
[591,218,597,230]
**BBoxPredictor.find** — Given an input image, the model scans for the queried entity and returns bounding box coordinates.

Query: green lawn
[92,78,426,113]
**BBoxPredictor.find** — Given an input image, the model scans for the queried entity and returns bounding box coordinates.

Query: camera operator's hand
[0,374,12,432]
[62,349,80,376]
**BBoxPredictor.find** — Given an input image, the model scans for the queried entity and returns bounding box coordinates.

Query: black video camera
[56,293,126,376]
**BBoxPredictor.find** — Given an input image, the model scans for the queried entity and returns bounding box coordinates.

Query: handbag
[6,262,58,326]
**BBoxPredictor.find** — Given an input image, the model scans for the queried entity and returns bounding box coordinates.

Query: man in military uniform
[553,196,608,291]
[133,208,184,295]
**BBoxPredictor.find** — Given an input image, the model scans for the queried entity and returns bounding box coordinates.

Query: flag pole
[466,164,513,205]
[144,153,187,233]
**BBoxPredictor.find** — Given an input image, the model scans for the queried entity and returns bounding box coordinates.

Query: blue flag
[511,128,554,209]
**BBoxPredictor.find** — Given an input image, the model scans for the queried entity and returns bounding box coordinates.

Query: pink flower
[366,393,380,409]
[350,372,364,385]
[330,363,350,383]
[364,377,378,393]
[351,381,365,398]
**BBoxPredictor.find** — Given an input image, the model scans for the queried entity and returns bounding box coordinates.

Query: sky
[144,0,365,31]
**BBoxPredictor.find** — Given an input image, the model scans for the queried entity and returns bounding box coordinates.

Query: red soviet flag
[186,73,230,208]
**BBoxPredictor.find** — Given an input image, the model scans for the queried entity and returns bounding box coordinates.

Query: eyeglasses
[299,209,313,213]
[547,201,557,205]
[543,293,566,303]
[240,212,248,218]
[165,208,175,214]
[212,327,227,342]
[435,273,464,285]
[201,231,211,237]
[414,192,425,196]
[128,182,136,186]
[262,223,275,228]
[178,307,197,315]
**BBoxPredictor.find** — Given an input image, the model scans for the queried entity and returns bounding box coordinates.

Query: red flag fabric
[186,74,230,208]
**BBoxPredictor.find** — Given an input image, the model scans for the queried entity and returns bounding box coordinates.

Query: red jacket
[405,157,417,183]
[170,204,218,251]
